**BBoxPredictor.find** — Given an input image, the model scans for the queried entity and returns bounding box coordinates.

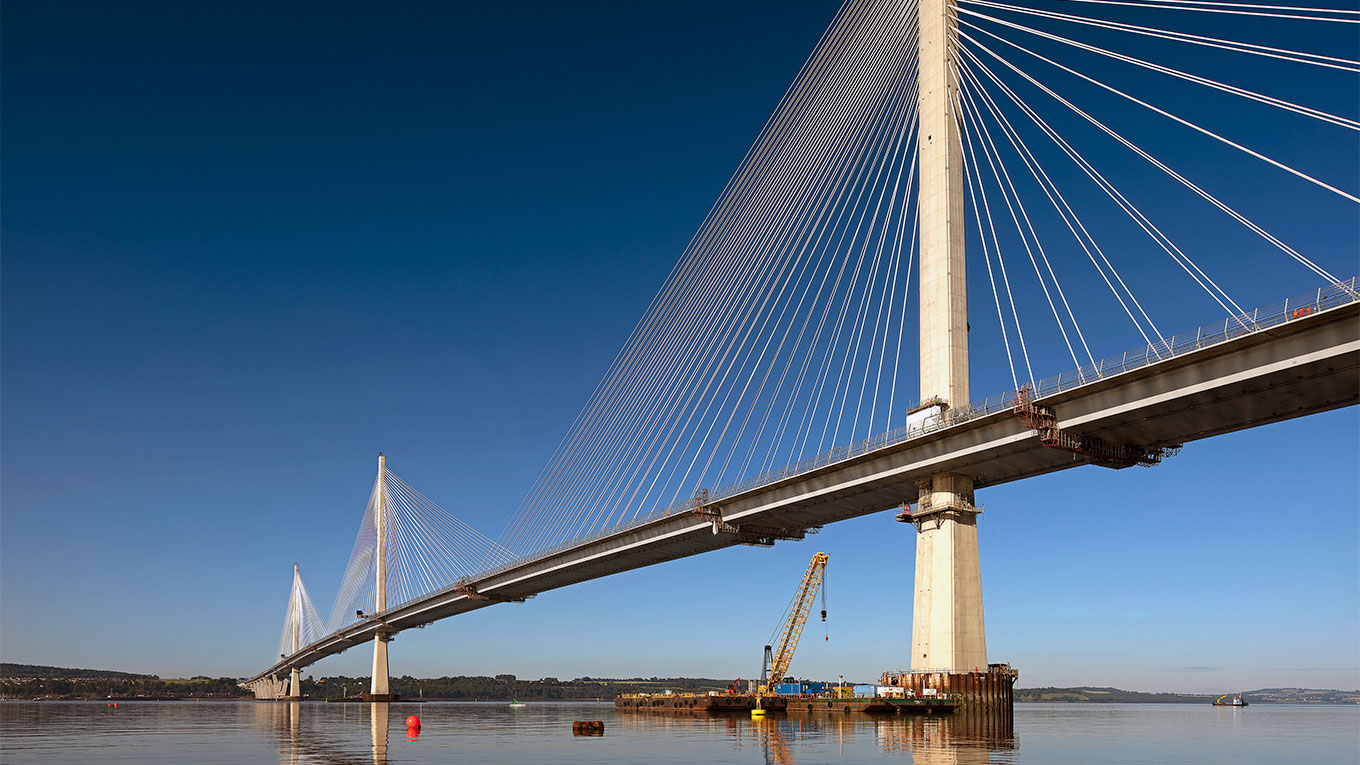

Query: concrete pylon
[371,454,391,697]
[289,564,302,698]
[912,0,987,673]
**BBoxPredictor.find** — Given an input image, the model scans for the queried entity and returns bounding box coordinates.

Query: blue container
[803,682,826,694]
[853,684,876,697]
[774,683,801,695]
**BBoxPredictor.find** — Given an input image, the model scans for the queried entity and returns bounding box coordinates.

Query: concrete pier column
[914,0,987,674]
[909,476,986,671]
[370,454,391,697]
[289,563,302,699]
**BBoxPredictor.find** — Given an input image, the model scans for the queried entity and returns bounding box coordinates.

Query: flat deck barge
[783,697,959,714]
[615,694,957,714]
[616,693,786,712]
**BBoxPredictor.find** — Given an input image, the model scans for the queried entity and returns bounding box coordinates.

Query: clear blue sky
[2,0,1356,693]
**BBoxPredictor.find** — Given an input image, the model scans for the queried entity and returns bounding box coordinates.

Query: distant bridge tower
[288,563,302,699]
[367,453,397,700]
[911,0,987,673]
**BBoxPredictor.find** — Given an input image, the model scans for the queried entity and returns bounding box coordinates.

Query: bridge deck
[248,295,1358,686]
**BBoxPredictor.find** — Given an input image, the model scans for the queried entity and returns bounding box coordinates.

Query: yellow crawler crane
[754,552,828,715]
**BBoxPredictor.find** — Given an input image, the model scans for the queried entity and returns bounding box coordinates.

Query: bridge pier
[911,0,1001,696]
[909,475,987,672]
[280,563,304,700]
[364,454,399,701]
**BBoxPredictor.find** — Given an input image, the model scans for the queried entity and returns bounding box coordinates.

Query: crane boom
[764,552,828,691]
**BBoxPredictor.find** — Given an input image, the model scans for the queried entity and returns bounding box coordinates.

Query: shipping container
[877,686,905,698]
[803,682,826,693]
[774,683,801,696]
[853,684,877,697]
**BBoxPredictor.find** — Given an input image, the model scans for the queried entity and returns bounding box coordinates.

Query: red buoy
[406,715,420,729]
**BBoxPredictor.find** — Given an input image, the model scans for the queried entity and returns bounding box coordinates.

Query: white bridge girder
[247,300,1359,685]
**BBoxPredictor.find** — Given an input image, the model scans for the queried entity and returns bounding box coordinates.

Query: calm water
[2,701,1356,764]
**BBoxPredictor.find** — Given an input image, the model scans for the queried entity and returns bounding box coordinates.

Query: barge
[783,697,959,714]
[616,693,786,712]
[615,693,957,714]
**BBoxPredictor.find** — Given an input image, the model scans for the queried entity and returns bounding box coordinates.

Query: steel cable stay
[500,0,869,552]
[958,43,1250,319]
[601,13,908,530]
[961,0,1360,71]
[1100,0,1358,15]
[614,0,919,528]
[962,94,1039,386]
[958,9,1359,130]
[754,47,918,479]
[1051,0,1359,23]
[663,4,919,511]
[961,99,1028,390]
[958,57,1164,348]
[865,146,918,438]
[701,47,922,490]
[576,28,892,536]
[885,201,920,428]
[794,62,919,465]
[961,36,1345,294]
[963,65,1093,370]
[590,0,919,547]
[866,113,922,434]
[825,86,917,454]
[962,21,1360,204]
[277,569,324,662]
[674,0,919,517]
[318,464,520,633]
[715,102,910,489]
[752,120,913,478]
[527,0,903,547]
[960,54,1167,344]
[788,69,912,466]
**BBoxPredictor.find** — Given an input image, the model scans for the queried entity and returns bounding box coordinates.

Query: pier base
[881,666,1017,714]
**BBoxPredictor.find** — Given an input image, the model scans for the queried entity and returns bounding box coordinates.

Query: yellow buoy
[750,708,766,717]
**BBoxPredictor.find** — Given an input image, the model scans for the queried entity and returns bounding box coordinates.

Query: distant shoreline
[4,664,1356,705]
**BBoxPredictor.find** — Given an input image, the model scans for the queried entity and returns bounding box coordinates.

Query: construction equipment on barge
[755,552,829,715]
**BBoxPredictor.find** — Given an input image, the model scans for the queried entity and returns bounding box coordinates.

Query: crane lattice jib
[769,552,828,687]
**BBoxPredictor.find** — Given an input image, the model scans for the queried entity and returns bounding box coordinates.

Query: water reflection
[371,703,389,764]
[251,701,1015,763]
[611,708,1015,763]
[254,700,386,765]
[873,710,1016,764]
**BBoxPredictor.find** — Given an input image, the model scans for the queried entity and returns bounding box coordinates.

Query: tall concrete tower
[289,562,302,698]
[912,0,987,673]
[370,453,392,697]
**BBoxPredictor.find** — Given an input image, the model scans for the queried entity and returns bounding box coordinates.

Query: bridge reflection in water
[256,701,393,765]
[612,709,1016,764]
[251,700,1017,763]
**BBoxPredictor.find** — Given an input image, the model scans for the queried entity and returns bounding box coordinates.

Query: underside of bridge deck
[249,300,1357,684]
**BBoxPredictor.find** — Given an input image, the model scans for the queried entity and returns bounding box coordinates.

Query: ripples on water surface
[2,701,1356,764]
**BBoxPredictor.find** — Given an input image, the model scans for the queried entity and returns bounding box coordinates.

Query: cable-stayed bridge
[244,0,1359,699]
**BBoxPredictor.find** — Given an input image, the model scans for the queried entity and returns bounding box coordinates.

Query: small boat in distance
[509,700,526,708]
[1213,694,1248,707]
